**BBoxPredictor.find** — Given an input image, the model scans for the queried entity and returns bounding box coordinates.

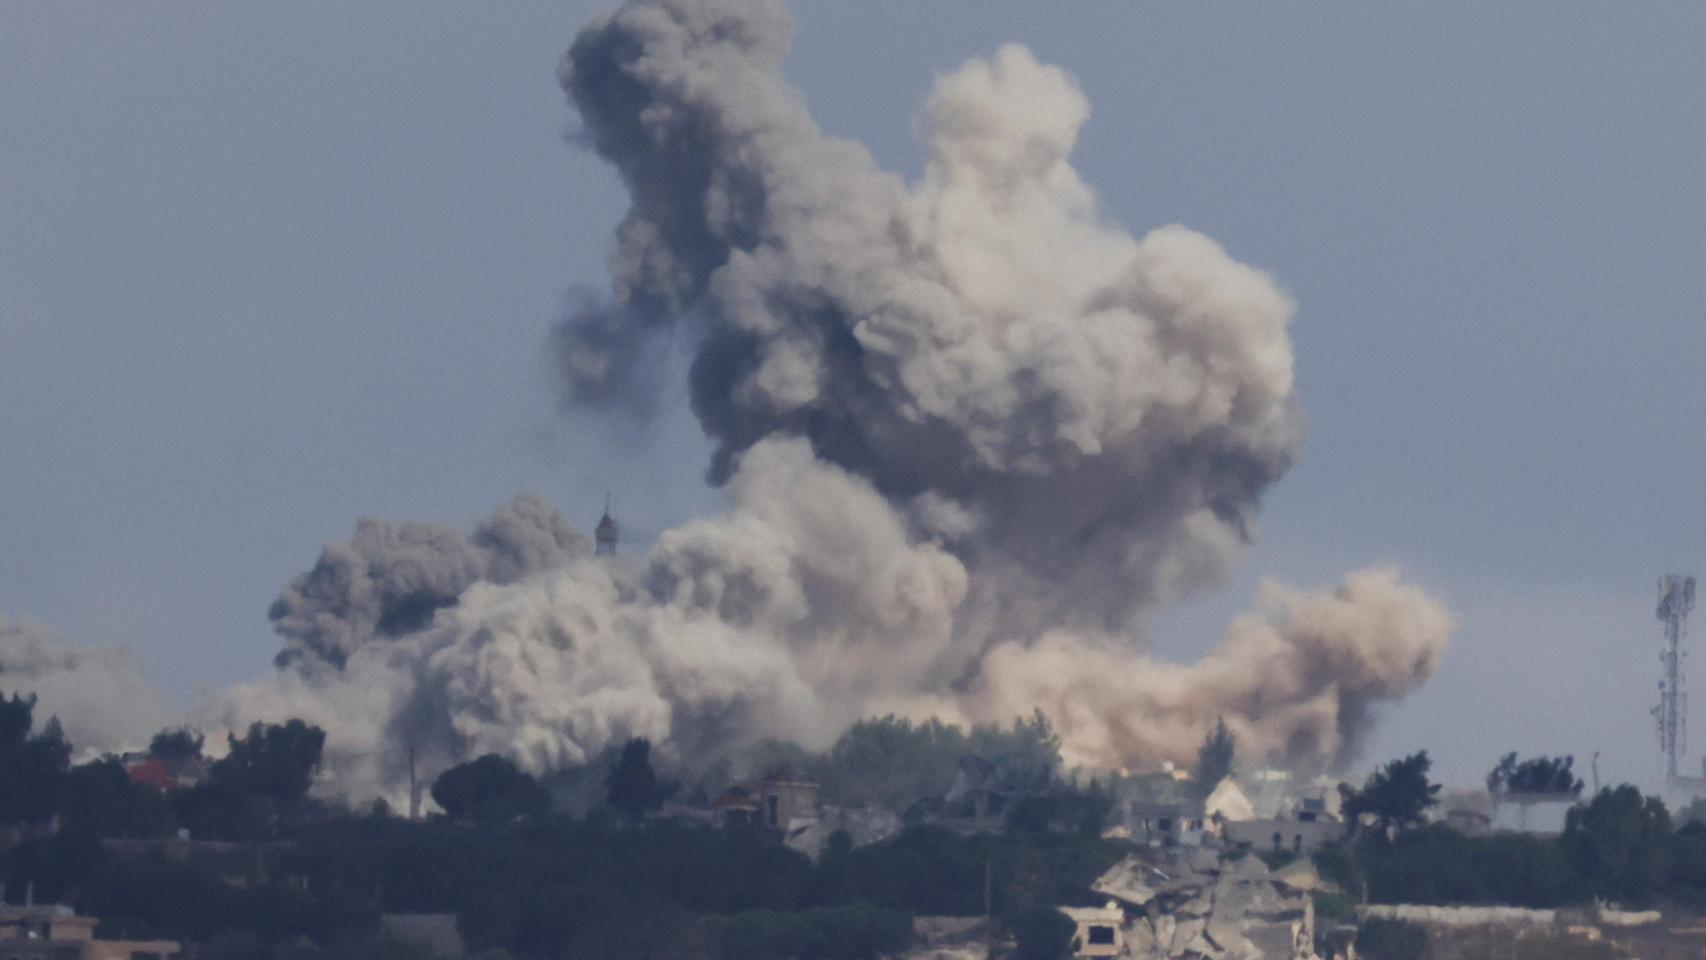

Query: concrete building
[713,779,821,831]
[1221,817,1342,856]
[1127,803,1209,847]
[1061,903,1124,959]
[0,904,179,960]
[1489,795,1577,835]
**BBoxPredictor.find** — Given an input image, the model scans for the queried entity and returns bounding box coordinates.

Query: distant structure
[594,494,618,556]
[1655,574,1696,781]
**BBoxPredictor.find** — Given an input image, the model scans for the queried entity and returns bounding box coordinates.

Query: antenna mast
[1655,574,1696,781]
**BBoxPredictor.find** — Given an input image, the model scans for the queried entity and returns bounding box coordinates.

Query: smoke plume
[0,616,167,754]
[217,0,1450,794]
[267,494,591,670]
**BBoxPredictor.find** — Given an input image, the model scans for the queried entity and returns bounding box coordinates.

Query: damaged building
[1079,849,1330,960]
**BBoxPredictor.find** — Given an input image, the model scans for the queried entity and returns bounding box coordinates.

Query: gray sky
[3,2,1705,790]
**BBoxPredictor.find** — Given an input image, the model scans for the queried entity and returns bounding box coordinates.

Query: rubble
[1082,850,1320,959]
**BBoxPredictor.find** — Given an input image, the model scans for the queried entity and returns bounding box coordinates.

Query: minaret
[595,494,618,556]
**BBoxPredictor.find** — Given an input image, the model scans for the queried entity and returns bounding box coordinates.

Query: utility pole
[408,743,422,820]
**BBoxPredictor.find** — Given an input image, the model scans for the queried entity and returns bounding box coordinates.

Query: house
[1127,803,1209,847]
[0,903,180,960]
[713,779,820,831]
[1109,766,1208,847]
[1204,778,1255,822]
[1490,794,1577,835]
[1221,817,1342,856]
[119,753,204,792]
[1060,903,1124,959]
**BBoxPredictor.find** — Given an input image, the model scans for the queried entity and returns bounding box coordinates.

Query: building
[1109,765,1209,847]
[713,779,820,831]
[119,753,204,793]
[0,904,179,960]
[1127,802,1210,847]
[594,498,618,556]
[1490,794,1577,835]
[1221,817,1342,856]
[1061,903,1124,959]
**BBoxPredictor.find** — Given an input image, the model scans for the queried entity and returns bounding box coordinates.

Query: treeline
[9,808,1122,959]
[284,815,1120,959]
[1322,752,1704,911]
[0,693,1119,960]
[0,692,327,844]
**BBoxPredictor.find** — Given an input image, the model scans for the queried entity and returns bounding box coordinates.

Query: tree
[0,694,71,823]
[431,754,550,822]
[1007,904,1074,960]
[149,727,205,761]
[1487,753,1583,798]
[62,758,173,838]
[824,712,1062,807]
[213,719,325,803]
[1192,718,1235,799]
[605,738,674,820]
[1562,785,1671,906]
[1340,752,1441,836]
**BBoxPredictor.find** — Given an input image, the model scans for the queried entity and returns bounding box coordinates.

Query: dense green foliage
[0,694,71,822]
[1487,753,1583,798]
[721,904,912,960]
[271,814,1120,959]
[605,737,675,819]
[432,754,551,822]
[61,758,173,838]
[22,709,1706,960]
[149,726,206,761]
[168,719,329,841]
[820,711,1061,806]
[1562,785,1672,906]
[1007,904,1074,960]
[216,719,326,802]
[1191,718,1234,800]
[1352,825,1585,907]
[1340,752,1440,834]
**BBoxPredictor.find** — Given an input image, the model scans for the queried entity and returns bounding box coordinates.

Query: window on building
[1088,926,1116,945]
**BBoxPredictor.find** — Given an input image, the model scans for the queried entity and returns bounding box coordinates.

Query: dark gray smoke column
[554,1,1303,640]
[268,495,591,670]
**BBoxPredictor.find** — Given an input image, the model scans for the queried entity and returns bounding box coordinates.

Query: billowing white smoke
[0,616,167,755]
[915,568,1453,772]
[216,0,1451,795]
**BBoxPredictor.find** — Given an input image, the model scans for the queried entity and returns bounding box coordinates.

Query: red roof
[125,758,172,791]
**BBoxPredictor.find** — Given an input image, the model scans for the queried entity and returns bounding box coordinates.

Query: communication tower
[1654,574,1696,780]
[595,494,618,556]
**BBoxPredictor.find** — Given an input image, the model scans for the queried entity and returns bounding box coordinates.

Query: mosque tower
[595,494,618,556]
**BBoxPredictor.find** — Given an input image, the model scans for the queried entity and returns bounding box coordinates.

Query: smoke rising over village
[1,0,1451,797]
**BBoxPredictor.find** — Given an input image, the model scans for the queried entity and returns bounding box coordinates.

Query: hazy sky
[4,2,1705,790]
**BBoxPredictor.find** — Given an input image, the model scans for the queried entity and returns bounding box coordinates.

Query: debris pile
[1091,851,1322,959]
